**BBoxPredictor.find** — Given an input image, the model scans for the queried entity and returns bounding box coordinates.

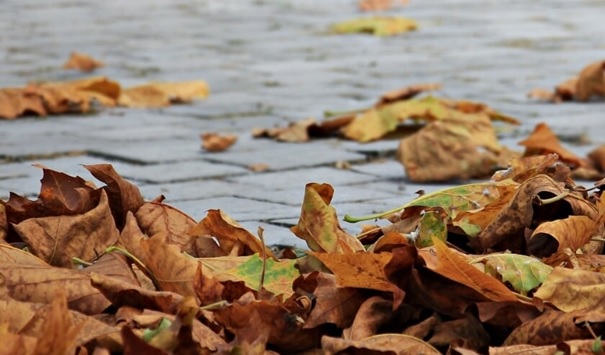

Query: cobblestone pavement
[1,0,604,247]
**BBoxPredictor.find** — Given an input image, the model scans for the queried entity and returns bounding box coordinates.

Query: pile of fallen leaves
[2,158,605,354]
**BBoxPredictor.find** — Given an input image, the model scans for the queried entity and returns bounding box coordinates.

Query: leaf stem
[533,191,570,205]
[72,257,92,267]
[258,227,266,291]
[344,180,503,223]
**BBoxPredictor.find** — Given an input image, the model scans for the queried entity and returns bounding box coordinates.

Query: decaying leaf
[519,123,586,168]
[529,59,605,102]
[0,78,209,119]
[397,116,509,182]
[200,132,238,152]
[331,17,417,36]
[291,183,364,253]
[63,52,104,72]
[118,81,209,108]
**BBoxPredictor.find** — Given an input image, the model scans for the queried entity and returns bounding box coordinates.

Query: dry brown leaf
[63,52,104,72]
[428,238,517,302]
[503,309,593,346]
[491,339,605,355]
[135,202,197,255]
[588,144,605,172]
[13,191,119,267]
[377,83,441,106]
[84,164,145,230]
[527,87,560,102]
[534,267,605,314]
[0,88,46,119]
[189,209,274,258]
[475,174,597,252]
[575,60,605,101]
[0,204,6,241]
[30,294,79,355]
[213,294,319,352]
[310,251,406,309]
[490,154,563,183]
[343,296,393,341]
[519,123,586,168]
[0,244,48,265]
[119,212,198,297]
[0,262,110,315]
[121,326,167,355]
[294,272,366,329]
[5,165,101,228]
[83,252,140,286]
[200,132,238,152]
[397,118,502,182]
[291,183,364,253]
[254,117,317,143]
[425,316,490,351]
[475,301,541,329]
[118,81,209,108]
[322,333,440,355]
[528,215,601,265]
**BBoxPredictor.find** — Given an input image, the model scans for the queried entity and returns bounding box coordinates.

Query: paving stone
[116,160,248,183]
[169,197,300,222]
[137,179,248,202]
[205,139,366,171]
[235,221,307,248]
[234,183,399,207]
[227,167,380,190]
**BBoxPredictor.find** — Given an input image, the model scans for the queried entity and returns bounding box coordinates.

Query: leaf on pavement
[330,17,417,36]
[252,117,317,143]
[359,0,409,12]
[63,52,104,72]
[200,132,238,152]
[519,122,586,168]
[118,81,209,108]
[428,237,517,302]
[13,190,119,267]
[377,83,441,106]
[529,60,605,102]
[291,183,364,253]
[575,60,605,101]
[84,164,145,230]
[479,253,553,295]
[397,118,505,182]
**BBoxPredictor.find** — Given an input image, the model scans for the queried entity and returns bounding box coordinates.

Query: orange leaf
[309,251,405,308]
[519,123,585,167]
[429,237,517,302]
[200,132,238,152]
[63,52,104,72]
[575,60,605,101]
